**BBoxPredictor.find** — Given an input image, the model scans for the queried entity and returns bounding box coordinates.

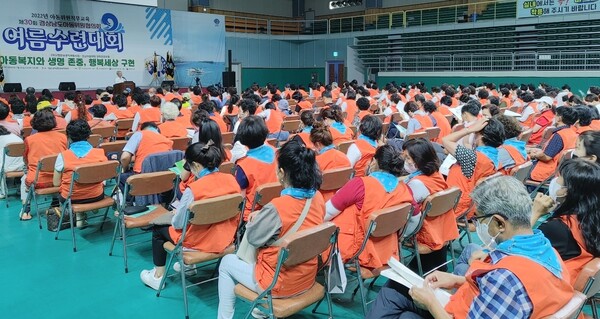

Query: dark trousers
[366,280,434,319]
[152,225,174,267]
[407,246,449,275]
[58,193,105,205]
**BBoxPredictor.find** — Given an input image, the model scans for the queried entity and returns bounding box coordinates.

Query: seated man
[367,176,575,319]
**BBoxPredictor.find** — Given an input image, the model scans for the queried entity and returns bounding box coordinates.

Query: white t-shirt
[114,76,125,84]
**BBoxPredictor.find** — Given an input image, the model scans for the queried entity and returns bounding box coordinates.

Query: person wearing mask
[346,115,383,177]
[367,176,575,319]
[158,102,187,138]
[518,93,540,129]
[217,140,324,319]
[320,106,353,145]
[496,115,528,175]
[404,101,433,136]
[528,97,556,145]
[458,100,482,149]
[232,99,257,134]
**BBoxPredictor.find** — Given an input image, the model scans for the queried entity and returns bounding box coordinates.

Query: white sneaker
[173,262,198,276]
[140,268,163,291]
[251,308,269,319]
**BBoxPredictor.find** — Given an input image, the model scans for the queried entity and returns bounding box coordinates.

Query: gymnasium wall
[241,67,325,89]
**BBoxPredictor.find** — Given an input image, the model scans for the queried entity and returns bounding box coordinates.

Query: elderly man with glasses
[366,176,576,319]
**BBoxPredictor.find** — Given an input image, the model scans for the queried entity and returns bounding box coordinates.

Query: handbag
[327,241,347,294]
[236,198,313,264]
[46,207,71,232]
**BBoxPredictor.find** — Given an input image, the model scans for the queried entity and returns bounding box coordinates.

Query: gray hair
[161,102,179,121]
[471,175,532,228]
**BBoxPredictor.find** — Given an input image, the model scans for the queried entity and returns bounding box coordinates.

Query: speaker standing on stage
[115,71,126,84]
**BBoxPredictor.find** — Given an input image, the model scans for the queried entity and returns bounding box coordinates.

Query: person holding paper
[367,176,575,319]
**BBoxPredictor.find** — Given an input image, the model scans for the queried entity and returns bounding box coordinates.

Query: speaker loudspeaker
[59,82,76,91]
[222,71,235,88]
[161,80,175,88]
[3,83,22,92]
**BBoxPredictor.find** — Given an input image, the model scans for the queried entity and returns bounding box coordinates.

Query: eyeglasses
[468,213,507,224]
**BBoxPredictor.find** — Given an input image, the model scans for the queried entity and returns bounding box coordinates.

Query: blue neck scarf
[358,134,377,148]
[331,121,347,134]
[196,167,218,179]
[302,126,312,133]
[370,171,399,193]
[496,229,563,279]
[247,144,275,164]
[319,144,336,154]
[69,141,93,158]
[281,187,316,199]
[145,127,159,134]
[405,170,423,183]
[476,145,499,169]
[503,138,528,160]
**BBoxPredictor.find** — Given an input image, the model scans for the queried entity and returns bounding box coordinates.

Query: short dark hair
[237,115,268,149]
[185,141,223,171]
[10,100,25,115]
[66,119,92,142]
[374,145,404,177]
[90,104,108,118]
[133,93,150,105]
[359,115,382,141]
[423,101,437,113]
[0,102,9,120]
[461,100,481,117]
[402,138,440,175]
[482,104,500,117]
[113,94,127,108]
[301,110,315,127]
[140,121,158,131]
[277,139,322,190]
[575,106,592,126]
[496,115,522,139]
[556,106,578,126]
[478,89,489,99]
[357,97,370,111]
[404,101,419,114]
[240,98,257,115]
[150,95,161,107]
[31,109,57,132]
[481,118,505,147]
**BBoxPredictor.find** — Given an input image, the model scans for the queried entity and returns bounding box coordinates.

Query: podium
[114,81,136,93]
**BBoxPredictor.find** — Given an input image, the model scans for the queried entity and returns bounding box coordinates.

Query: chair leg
[70,209,77,252]
[179,253,190,319]
[54,202,66,240]
[121,219,129,273]
[3,174,8,208]
[32,191,43,230]
[355,259,368,316]
[449,242,456,270]
[108,218,120,256]
[591,298,598,319]
[414,241,423,276]
[157,250,177,297]
[99,207,110,231]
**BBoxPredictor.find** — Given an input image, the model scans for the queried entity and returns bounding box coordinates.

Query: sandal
[19,212,32,221]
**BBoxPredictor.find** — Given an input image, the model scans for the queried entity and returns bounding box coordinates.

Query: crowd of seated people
[1,79,600,318]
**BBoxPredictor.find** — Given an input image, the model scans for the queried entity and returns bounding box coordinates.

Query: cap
[37,100,52,111]
[124,87,132,93]
[536,96,554,106]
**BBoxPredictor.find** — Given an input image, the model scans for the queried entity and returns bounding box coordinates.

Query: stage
[0,86,205,102]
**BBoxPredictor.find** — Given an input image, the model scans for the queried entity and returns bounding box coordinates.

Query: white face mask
[475,218,499,250]
[404,161,417,174]
[548,178,566,202]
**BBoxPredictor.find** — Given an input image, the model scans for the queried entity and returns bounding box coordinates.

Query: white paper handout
[439,154,457,176]
[448,105,463,122]
[503,110,521,117]
[382,257,452,307]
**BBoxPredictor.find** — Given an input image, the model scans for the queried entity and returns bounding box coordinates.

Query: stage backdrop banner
[517,0,600,18]
[0,0,225,89]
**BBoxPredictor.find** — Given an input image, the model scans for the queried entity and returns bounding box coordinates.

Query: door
[232,63,242,92]
[327,61,344,84]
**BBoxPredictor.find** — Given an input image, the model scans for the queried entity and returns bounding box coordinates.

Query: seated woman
[233,116,278,221]
[199,96,228,133]
[140,141,241,290]
[347,115,382,177]
[496,115,528,175]
[297,110,315,148]
[533,159,600,285]
[528,106,578,182]
[402,138,458,273]
[53,120,108,227]
[217,139,324,319]
[0,125,25,199]
[518,93,539,129]
[325,145,413,269]
[158,102,187,138]
[320,106,353,145]
[528,97,555,145]
[310,123,351,201]
[257,101,288,141]
[20,109,68,220]
[404,101,433,137]
[87,104,113,129]
[442,118,505,217]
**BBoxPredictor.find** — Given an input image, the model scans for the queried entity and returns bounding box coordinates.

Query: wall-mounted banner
[0,0,225,89]
[517,0,600,19]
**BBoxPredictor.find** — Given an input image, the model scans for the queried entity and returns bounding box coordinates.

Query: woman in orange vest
[496,115,528,175]
[138,95,162,127]
[368,176,575,319]
[404,101,433,137]
[233,116,278,220]
[20,109,68,221]
[310,123,351,201]
[258,102,289,141]
[574,105,595,134]
[402,138,459,273]
[499,87,513,108]
[292,91,312,113]
[528,106,578,182]
[528,99,555,145]
[217,139,324,319]
[87,104,113,129]
[442,118,505,217]
[518,93,542,129]
[140,141,241,290]
[423,101,451,142]
[326,144,413,269]
[347,115,383,177]
[534,159,600,285]
[341,90,358,125]
[158,102,187,138]
[52,120,108,228]
[355,97,372,124]
[199,96,227,133]
[321,106,353,145]
[297,110,315,149]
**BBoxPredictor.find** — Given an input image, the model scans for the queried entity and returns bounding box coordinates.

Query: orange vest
[353,138,376,178]
[590,119,600,130]
[236,145,278,220]
[139,107,162,126]
[501,97,512,108]
[357,110,370,121]
[264,109,284,134]
[330,124,353,145]
[59,148,107,200]
[158,120,188,138]
[576,125,594,135]
[522,103,539,129]
[446,255,574,318]
[88,119,114,129]
[296,132,314,149]
[559,215,594,285]
[132,130,173,173]
[317,148,352,202]
[413,113,433,132]
[499,144,528,175]
[529,109,554,145]
[530,127,577,182]
[255,193,325,297]
[210,114,227,133]
[447,151,496,218]
[344,100,358,124]
[175,109,193,129]
[332,176,413,269]
[430,111,451,142]
[24,131,68,187]
[169,172,241,253]
[413,174,459,250]
[297,100,312,111]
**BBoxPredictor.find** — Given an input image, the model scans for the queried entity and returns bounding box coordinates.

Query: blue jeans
[453,243,483,276]
[367,280,434,319]
[268,131,290,141]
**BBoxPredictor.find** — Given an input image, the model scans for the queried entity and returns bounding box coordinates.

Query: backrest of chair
[73,160,120,184]
[510,161,533,183]
[222,132,234,145]
[373,114,385,122]
[99,141,128,156]
[398,120,409,129]
[452,123,465,132]
[254,182,283,206]
[519,129,533,142]
[281,120,301,133]
[445,114,453,124]
[4,142,25,157]
[406,131,428,141]
[87,134,103,148]
[475,172,502,186]
[391,113,403,123]
[560,149,574,163]
[125,132,135,140]
[368,203,412,238]
[140,150,185,173]
[285,114,300,121]
[170,137,190,151]
[37,155,58,173]
[280,222,338,267]
[337,141,354,154]
[189,193,244,226]
[91,125,117,139]
[422,187,462,218]
[320,167,354,191]
[382,123,390,136]
[425,127,441,141]
[573,258,600,296]
[22,126,33,138]
[219,161,235,175]
[126,171,176,196]
[116,119,134,131]
[349,125,358,137]
[266,138,278,147]
[545,291,587,319]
